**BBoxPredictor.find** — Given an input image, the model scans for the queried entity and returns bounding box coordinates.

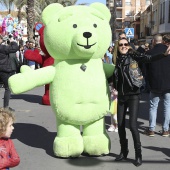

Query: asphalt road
[0,86,169,170]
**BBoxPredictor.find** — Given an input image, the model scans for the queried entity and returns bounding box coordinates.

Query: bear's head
[41,3,111,60]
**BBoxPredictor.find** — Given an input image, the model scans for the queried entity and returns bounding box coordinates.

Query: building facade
[107,0,150,41]
[107,0,170,43]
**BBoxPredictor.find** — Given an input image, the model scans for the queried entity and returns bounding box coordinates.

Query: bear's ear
[90,3,111,21]
[41,3,63,25]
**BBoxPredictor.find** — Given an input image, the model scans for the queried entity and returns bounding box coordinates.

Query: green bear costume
[8,3,115,157]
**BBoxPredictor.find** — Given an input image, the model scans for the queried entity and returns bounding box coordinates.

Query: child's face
[2,118,14,138]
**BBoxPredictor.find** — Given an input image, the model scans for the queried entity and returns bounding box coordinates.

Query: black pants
[117,94,141,149]
[0,71,12,108]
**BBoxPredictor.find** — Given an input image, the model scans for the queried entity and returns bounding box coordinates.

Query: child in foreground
[0,108,20,170]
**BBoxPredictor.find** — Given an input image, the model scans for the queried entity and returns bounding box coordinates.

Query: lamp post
[109,0,117,42]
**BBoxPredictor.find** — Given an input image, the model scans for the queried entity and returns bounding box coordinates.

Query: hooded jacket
[146,43,170,92]
[0,41,19,72]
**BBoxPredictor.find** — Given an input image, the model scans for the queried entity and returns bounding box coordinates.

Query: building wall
[159,0,170,33]
[152,0,159,35]
[107,0,151,40]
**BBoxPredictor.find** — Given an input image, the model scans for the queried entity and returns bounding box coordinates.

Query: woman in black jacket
[113,37,170,167]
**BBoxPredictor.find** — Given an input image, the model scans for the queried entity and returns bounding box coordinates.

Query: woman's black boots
[135,146,142,167]
[115,139,129,161]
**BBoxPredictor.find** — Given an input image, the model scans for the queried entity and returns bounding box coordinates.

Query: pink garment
[2,18,7,35]
[0,138,20,170]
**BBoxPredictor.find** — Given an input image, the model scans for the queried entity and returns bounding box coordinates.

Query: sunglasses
[118,43,129,47]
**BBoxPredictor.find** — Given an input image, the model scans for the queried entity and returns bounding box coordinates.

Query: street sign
[124,28,134,38]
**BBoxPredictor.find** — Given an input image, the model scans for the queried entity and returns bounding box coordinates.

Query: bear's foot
[42,94,50,105]
[53,136,84,158]
[83,134,110,156]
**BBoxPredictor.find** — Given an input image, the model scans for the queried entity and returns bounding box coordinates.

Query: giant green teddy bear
[8,3,115,157]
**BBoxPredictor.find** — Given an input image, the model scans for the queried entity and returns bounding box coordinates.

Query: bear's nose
[83,32,92,38]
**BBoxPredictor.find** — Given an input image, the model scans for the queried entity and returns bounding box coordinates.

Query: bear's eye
[73,24,77,28]
[93,24,97,28]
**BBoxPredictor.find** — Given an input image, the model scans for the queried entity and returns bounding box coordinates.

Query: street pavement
[0,86,170,170]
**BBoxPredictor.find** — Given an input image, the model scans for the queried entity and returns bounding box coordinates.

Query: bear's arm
[24,49,43,64]
[103,63,115,79]
[8,65,56,94]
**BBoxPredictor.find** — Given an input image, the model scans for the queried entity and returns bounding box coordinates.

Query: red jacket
[0,138,20,170]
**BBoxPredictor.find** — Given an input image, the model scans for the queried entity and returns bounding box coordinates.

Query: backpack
[129,59,145,88]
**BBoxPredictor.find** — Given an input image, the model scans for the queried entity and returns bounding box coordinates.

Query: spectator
[106,46,113,64]
[16,45,24,68]
[0,35,19,111]
[27,41,36,70]
[144,34,170,137]
[0,108,20,169]
[23,40,29,65]
[137,44,150,93]
[7,40,20,75]
[107,87,118,132]
[163,34,170,46]
[144,43,150,51]
[104,46,117,132]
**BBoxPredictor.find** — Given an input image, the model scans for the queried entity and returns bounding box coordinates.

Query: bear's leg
[83,118,110,156]
[53,119,83,158]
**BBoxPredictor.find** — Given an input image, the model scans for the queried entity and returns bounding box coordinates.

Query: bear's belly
[50,60,110,125]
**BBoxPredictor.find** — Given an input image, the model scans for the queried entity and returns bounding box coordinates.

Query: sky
[76,0,106,5]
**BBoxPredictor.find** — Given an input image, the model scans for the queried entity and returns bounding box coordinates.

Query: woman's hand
[164,45,170,56]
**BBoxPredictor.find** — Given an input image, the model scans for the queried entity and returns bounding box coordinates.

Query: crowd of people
[0,30,170,169]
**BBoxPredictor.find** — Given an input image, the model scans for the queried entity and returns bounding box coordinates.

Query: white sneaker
[114,127,118,132]
[108,125,115,132]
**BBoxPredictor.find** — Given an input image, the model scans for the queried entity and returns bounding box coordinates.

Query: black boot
[115,139,129,161]
[135,147,142,167]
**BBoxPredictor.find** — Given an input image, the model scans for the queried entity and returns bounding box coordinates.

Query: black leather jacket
[114,51,166,96]
[0,41,19,72]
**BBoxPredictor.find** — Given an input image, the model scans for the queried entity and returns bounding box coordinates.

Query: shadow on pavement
[11,123,56,157]
[66,156,111,167]
[143,146,170,157]
[11,94,42,104]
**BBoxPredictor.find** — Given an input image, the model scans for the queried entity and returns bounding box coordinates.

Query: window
[136,0,140,6]
[160,3,165,24]
[153,9,157,25]
[125,10,131,16]
[125,0,131,6]
[116,0,122,7]
[146,0,150,5]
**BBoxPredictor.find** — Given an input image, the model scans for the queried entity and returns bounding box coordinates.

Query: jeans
[149,92,170,131]
[0,72,12,108]
[117,94,141,149]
